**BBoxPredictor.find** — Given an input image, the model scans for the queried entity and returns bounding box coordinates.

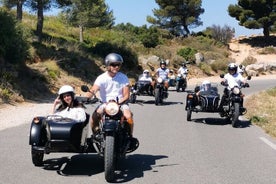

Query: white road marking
[260,137,276,150]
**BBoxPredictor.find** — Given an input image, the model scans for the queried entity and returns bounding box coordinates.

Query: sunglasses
[110,63,121,67]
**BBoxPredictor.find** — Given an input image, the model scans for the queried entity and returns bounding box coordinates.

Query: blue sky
[105,0,263,37]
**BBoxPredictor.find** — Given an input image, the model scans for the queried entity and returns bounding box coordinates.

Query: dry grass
[245,87,276,138]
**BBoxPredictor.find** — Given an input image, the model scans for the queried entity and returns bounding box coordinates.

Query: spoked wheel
[31,148,44,166]
[231,103,240,128]
[104,135,116,182]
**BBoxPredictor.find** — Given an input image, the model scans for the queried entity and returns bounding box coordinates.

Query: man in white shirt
[86,53,134,136]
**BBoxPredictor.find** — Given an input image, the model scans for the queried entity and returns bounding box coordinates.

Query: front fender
[103,119,118,132]
[29,116,45,146]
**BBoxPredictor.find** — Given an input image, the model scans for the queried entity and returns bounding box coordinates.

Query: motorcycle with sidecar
[29,87,139,182]
[185,75,251,127]
[185,82,220,121]
[130,75,153,103]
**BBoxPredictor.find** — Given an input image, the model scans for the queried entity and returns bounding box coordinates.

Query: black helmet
[160,60,166,66]
[228,63,237,73]
[105,53,124,66]
[182,62,186,67]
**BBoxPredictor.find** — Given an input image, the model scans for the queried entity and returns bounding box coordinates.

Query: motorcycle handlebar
[76,96,99,104]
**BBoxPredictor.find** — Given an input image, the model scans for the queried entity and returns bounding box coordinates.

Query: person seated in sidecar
[139,69,152,82]
[168,69,176,86]
[133,69,154,95]
[195,80,218,101]
[52,85,87,122]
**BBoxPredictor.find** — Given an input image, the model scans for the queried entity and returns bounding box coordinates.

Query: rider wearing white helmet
[52,85,87,122]
[219,62,247,115]
[139,69,152,82]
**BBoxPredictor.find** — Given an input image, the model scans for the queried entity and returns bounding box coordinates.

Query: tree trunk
[263,26,270,38]
[16,0,23,21]
[36,0,44,43]
[183,25,190,36]
[79,25,83,42]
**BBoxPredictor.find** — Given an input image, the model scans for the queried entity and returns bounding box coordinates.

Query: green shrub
[177,47,197,62]
[199,62,212,76]
[0,8,30,64]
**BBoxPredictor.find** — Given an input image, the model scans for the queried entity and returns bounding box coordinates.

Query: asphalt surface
[0,77,276,184]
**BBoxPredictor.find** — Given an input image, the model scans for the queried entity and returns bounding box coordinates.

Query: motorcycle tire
[154,88,161,105]
[187,108,192,121]
[182,83,186,92]
[104,135,116,182]
[31,148,44,166]
[129,93,136,103]
[176,81,180,92]
[231,103,240,128]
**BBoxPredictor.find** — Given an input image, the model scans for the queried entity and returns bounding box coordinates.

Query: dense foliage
[228,0,276,37]
[147,0,204,36]
[0,8,29,64]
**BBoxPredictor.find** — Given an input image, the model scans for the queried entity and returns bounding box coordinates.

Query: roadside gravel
[0,102,52,131]
[0,74,275,131]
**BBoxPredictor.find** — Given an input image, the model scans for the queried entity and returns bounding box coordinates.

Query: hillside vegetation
[1,10,276,138]
[0,11,234,103]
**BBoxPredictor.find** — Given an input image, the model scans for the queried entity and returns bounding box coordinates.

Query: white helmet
[202,80,211,85]
[228,63,238,73]
[58,85,74,95]
[202,80,211,90]
[143,69,149,74]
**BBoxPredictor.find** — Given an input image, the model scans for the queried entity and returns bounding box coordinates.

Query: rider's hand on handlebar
[244,83,250,88]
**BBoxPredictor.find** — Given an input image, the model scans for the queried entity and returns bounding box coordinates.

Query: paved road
[1,78,276,184]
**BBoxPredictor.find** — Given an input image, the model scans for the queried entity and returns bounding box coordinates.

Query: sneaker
[240,107,247,115]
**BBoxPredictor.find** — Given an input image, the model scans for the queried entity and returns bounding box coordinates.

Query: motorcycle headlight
[157,77,163,83]
[105,102,119,116]
[232,87,240,95]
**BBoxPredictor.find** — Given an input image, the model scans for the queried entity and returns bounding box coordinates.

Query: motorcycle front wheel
[231,103,240,128]
[154,88,161,105]
[104,135,116,182]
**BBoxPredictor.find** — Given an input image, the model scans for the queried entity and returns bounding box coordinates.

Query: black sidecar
[29,97,96,166]
[130,80,153,103]
[185,82,220,121]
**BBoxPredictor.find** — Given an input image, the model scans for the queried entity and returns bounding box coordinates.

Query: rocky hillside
[1,35,276,105]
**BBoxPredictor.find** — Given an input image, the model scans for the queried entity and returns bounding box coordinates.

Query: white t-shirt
[224,73,245,89]
[178,67,188,76]
[156,68,169,80]
[54,107,87,122]
[94,71,129,102]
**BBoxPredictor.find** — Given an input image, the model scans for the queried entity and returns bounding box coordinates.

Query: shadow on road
[41,153,168,182]
[192,117,252,128]
[132,99,183,106]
